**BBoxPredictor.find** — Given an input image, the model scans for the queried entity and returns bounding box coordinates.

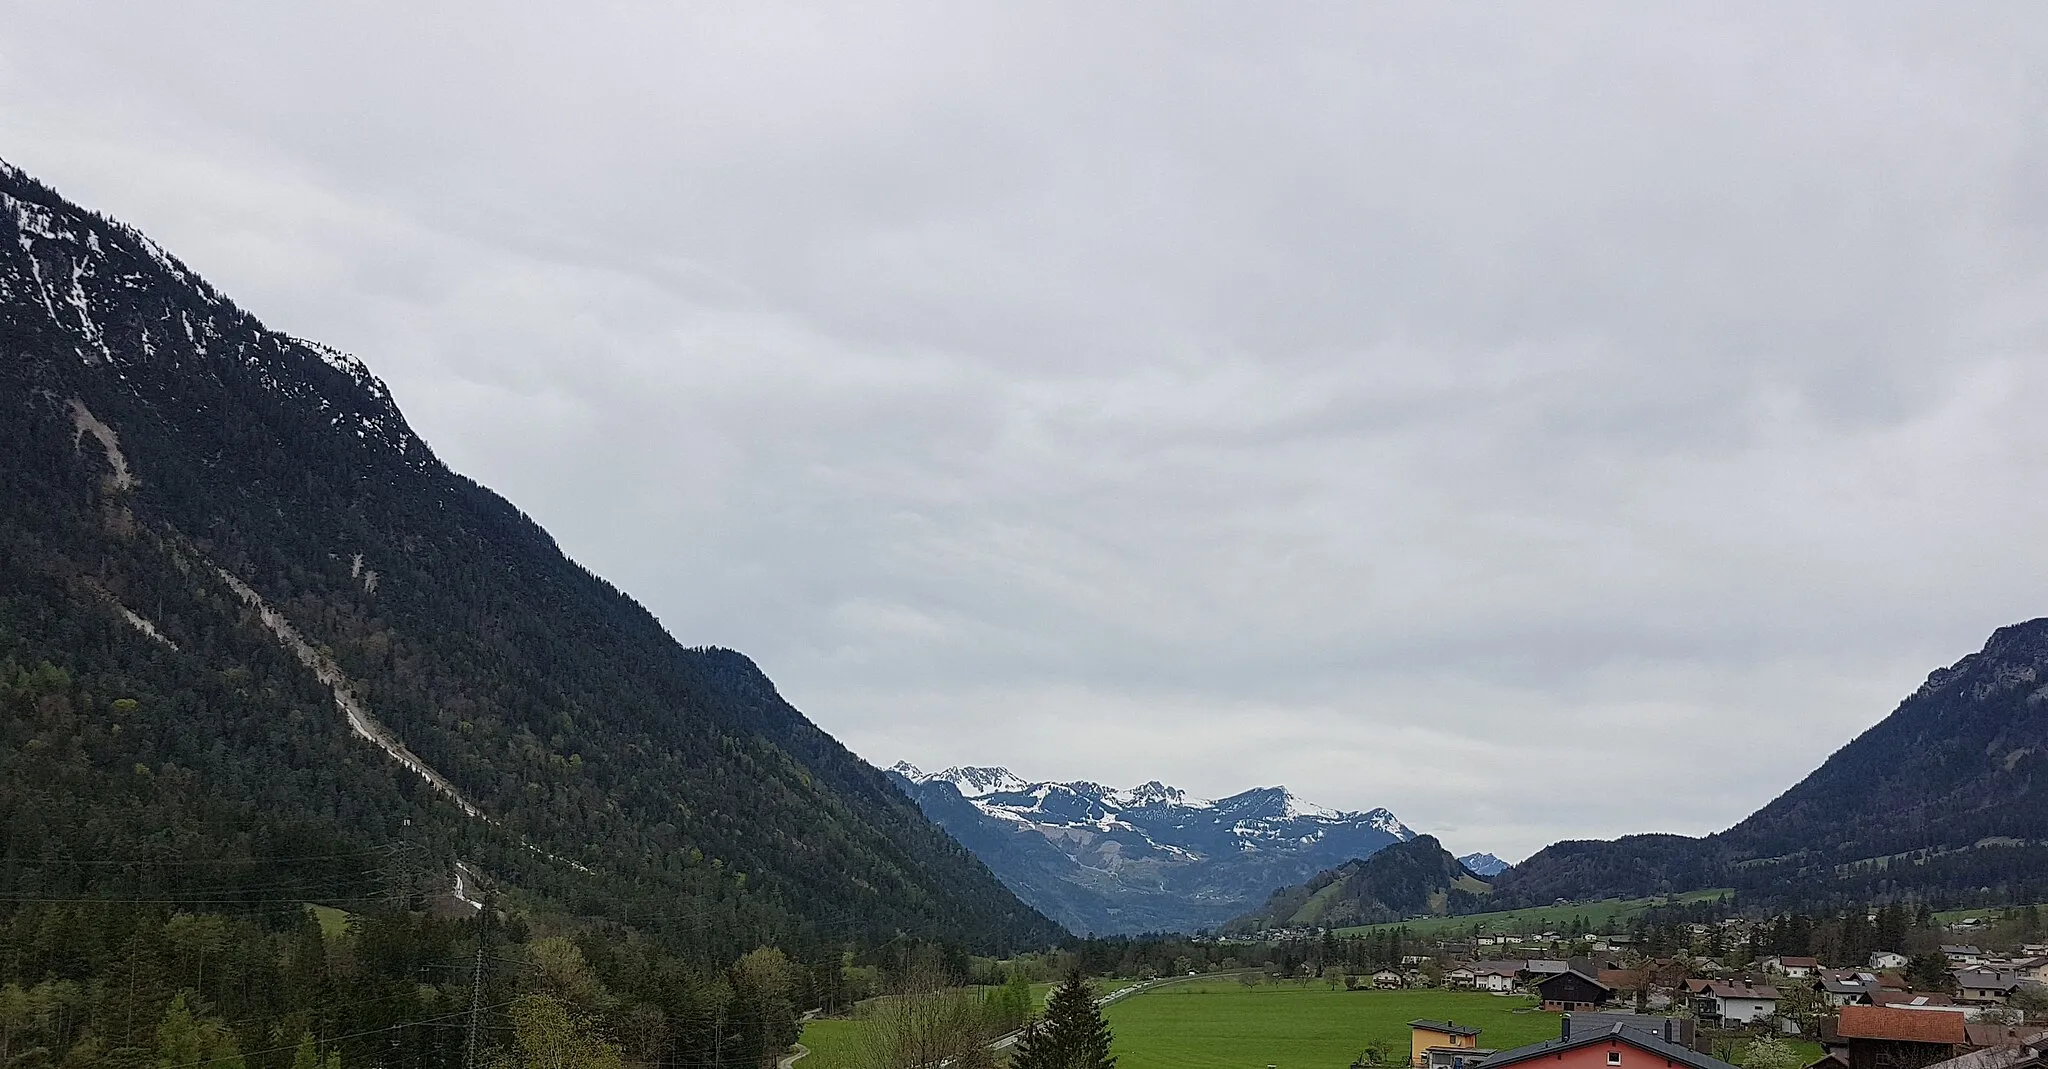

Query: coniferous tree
[1010,969,1113,1069]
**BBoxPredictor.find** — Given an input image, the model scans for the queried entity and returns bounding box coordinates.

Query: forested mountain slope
[0,157,1059,962]
[1226,835,1490,931]
[1491,620,2048,910]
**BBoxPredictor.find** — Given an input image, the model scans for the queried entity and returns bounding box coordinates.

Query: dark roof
[1537,969,1613,993]
[1413,1019,1484,1037]
[1836,1006,1968,1045]
[1872,992,1955,1008]
[1481,1023,1738,1069]
[1954,970,2023,991]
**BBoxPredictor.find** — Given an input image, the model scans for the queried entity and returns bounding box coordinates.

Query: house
[1448,968,1477,989]
[2011,958,2048,984]
[1374,970,1405,989]
[1836,1005,1971,1069]
[1410,1019,1485,1067]
[1539,970,1615,1012]
[1479,1019,1739,1069]
[1942,947,1987,967]
[1600,970,1648,1006]
[1564,1013,1698,1049]
[1766,957,1821,979]
[1817,970,1883,1007]
[1872,953,1910,971]
[1475,962,1525,994]
[1870,992,1961,1012]
[1696,981,1780,1024]
[1953,970,2024,1005]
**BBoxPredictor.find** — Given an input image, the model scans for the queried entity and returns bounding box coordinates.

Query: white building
[1703,982,1781,1024]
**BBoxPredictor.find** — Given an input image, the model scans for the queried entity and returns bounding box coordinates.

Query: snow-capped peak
[1113,780,1191,808]
[889,761,924,779]
[929,765,1031,797]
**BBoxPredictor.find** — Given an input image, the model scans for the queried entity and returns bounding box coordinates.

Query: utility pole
[462,900,489,1069]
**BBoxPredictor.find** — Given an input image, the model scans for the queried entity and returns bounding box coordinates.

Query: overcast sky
[7,4,2048,860]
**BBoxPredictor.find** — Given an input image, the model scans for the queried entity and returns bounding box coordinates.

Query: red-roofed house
[1836,1006,1970,1069]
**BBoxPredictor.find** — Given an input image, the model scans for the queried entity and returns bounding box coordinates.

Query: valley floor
[799,981,1824,1069]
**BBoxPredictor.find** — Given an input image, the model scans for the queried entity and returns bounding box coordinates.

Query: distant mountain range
[887,763,1426,935]
[1488,618,2048,911]
[1229,836,1491,932]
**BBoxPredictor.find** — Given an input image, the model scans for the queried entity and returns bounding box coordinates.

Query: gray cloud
[6,3,2048,858]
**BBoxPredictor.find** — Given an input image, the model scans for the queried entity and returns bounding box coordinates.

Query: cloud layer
[6,3,2048,858]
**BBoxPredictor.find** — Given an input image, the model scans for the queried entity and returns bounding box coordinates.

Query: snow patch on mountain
[893,763,1414,861]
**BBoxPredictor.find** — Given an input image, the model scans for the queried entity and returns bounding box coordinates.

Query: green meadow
[1103,984,1555,1069]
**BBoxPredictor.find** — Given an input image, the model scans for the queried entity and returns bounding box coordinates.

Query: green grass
[1932,903,2046,924]
[1334,889,1732,940]
[1104,983,1557,1069]
[305,903,352,938]
[795,1018,864,1069]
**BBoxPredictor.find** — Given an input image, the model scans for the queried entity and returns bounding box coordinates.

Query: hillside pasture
[1334,888,1731,939]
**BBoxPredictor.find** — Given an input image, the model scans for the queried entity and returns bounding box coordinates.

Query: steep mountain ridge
[888,763,1415,934]
[1492,619,2048,909]
[0,158,1060,958]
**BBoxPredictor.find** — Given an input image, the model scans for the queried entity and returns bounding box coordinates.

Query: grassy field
[306,903,352,938]
[795,1017,863,1069]
[1104,983,1556,1069]
[1334,889,1732,940]
[1933,903,2046,924]
[801,980,1814,1069]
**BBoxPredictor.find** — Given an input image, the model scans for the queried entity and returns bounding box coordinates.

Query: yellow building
[1409,1019,1484,1067]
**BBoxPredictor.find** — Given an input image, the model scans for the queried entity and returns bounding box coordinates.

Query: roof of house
[1955,970,2023,991]
[1963,1025,2048,1050]
[1916,1044,2043,1069]
[1538,969,1613,993]
[1820,975,1880,996]
[1473,961,1527,976]
[1706,982,1781,1000]
[1836,1005,1970,1045]
[1599,969,1645,990]
[1871,992,1956,1008]
[1480,1023,1738,1069]
[1413,1020,1485,1038]
[1780,957,1821,968]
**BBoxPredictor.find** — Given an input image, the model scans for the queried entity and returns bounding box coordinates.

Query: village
[1295,914,2048,1069]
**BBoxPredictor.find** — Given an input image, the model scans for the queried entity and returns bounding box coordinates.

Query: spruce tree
[1010,969,1114,1069]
